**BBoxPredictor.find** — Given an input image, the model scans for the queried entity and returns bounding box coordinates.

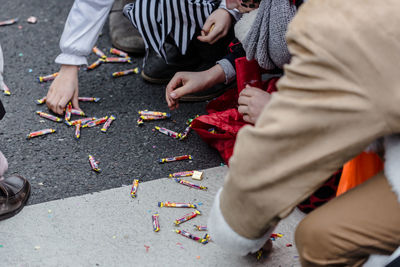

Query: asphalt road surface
[0,0,223,205]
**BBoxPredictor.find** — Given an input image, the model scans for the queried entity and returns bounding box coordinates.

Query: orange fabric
[336,152,383,196]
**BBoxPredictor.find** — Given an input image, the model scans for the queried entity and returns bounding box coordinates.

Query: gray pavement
[0,0,223,205]
[0,166,304,266]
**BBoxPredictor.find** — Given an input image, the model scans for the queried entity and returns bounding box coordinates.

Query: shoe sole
[0,183,31,221]
[112,41,145,54]
[180,82,237,102]
[141,70,172,84]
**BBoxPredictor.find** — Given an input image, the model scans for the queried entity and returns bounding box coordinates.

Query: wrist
[60,65,79,74]
[205,65,226,88]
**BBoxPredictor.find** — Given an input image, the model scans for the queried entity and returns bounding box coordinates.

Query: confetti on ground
[26,16,37,24]
[196,256,201,260]
[0,245,3,248]
[34,246,40,250]
[28,68,32,72]
[18,53,23,56]
[112,236,116,239]
[286,243,293,247]
[48,209,52,213]
[144,245,150,252]
[38,182,43,186]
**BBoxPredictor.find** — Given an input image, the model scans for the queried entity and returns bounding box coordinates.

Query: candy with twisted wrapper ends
[0,18,18,26]
[88,154,101,172]
[37,72,58,83]
[65,117,96,127]
[174,210,201,225]
[186,115,199,125]
[158,202,197,208]
[152,213,160,232]
[78,97,101,102]
[92,46,106,58]
[82,116,108,128]
[173,178,207,191]
[27,128,56,139]
[194,225,208,231]
[191,171,204,181]
[101,115,116,132]
[64,102,72,121]
[110,48,129,58]
[36,111,62,122]
[71,108,85,116]
[74,123,81,139]
[137,118,144,126]
[104,57,131,63]
[159,155,192,163]
[169,170,195,178]
[179,125,191,140]
[154,126,179,139]
[2,82,10,96]
[112,67,138,78]
[130,179,139,198]
[35,96,46,105]
[86,58,104,70]
[174,229,209,244]
[140,115,169,121]
[138,110,171,117]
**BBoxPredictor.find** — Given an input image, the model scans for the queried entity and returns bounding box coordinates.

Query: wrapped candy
[2,82,10,96]
[179,125,191,140]
[110,48,129,58]
[101,115,116,133]
[74,123,81,140]
[64,102,72,121]
[37,72,58,83]
[82,116,108,128]
[159,155,192,163]
[130,179,139,198]
[112,68,138,78]
[104,57,131,63]
[154,126,179,139]
[152,213,160,232]
[140,115,169,121]
[35,96,46,105]
[138,110,170,117]
[78,97,101,102]
[86,58,104,70]
[191,171,204,181]
[169,170,195,178]
[71,108,85,117]
[194,225,208,231]
[174,229,209,244]
[92,46,106,58]
[27,128,56,139]
[88,154,101,172]
[36,111,62,122]
[158,202,197,208]
[174,210,201,225]
[0,18,18,26]
[65,117,96,127]
[173,178,207,191]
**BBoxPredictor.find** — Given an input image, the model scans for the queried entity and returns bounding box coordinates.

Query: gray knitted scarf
[242,0,296,70]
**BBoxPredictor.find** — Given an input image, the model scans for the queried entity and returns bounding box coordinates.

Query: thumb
[202,19,214,34]
[169,84,192,100]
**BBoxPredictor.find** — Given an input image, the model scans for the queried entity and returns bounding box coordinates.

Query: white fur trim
[208,188,273,256]
[384,135,400,203]
[234,9,258,44]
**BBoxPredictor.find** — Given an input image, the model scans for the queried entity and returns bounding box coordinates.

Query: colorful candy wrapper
[174,229,209,244]
[71,108,85,117]
[194,225,208,231]
[140,115,169,121]
[74,123,81,139]
[104,57,131,63]
[64,102,72,121]
[137,118,144,126]
[37,72,58,83]
[179,125,191,140]
[110,48,129,58]
[78,97,101,102]
[2,82,10,96]
[65,117,96,127]
[169,170,195,178]
[174,178,207,191]
[92,46,106,59]
[158,202,197,209]
[138,110,171,117]
[0,18,18,26]
[111,67,138,78]
[174,210,201,225]
[86,58,104,70]
[152,213,160,232]
[27,128,56,139]
[154,126,179,139]
[186,115,199,125]
[130,179,139,198]
[35,96,46,105]
[159,155,192,163]
[82,116,108,128]
[88,154,101,172]
[101,115,116,132]
[36,111,62,122]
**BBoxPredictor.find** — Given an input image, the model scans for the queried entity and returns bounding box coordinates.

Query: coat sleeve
[55,0,114,66]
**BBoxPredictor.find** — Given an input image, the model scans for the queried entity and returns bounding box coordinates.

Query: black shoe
[0,175,31,221]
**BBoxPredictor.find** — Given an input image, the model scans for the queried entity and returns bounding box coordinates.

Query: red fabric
[191,57,278,164]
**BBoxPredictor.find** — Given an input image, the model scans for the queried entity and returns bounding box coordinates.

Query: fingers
[197,26,222,44]
[166,73,185,110]
[237,104,248,116]
[71,89,81,112]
